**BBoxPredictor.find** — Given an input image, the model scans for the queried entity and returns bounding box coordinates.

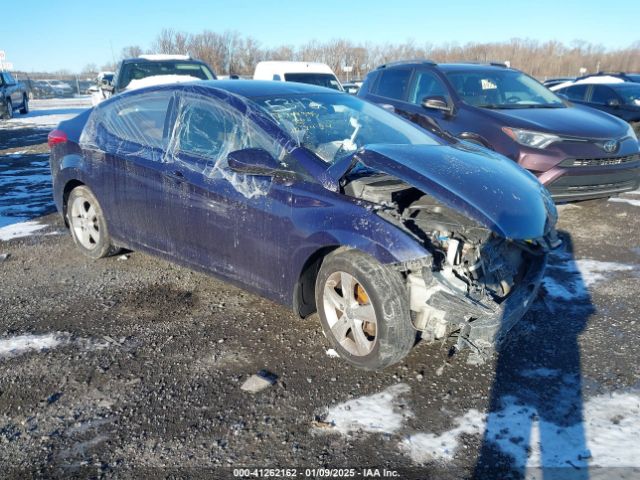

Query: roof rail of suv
[376,59,437,69]
[574,71,632,80]
[456,61,510,68]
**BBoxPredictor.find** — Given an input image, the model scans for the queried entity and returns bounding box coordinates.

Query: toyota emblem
[603,140,618,153]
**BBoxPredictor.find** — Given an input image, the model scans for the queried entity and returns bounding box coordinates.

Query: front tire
[2,99,12,119]
[315,250,415,370]
[66,186,119,259]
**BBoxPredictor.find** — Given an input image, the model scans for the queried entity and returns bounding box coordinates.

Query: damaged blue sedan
[49,81,559,370]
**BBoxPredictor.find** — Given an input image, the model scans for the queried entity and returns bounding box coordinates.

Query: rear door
[364,67,414,112]
[83,90,177,253]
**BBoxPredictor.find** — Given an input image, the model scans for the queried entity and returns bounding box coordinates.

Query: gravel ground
[1,100,640,479]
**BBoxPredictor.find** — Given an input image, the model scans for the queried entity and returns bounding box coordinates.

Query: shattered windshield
[253,92,441,164]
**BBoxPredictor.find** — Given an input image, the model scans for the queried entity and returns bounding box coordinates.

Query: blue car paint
[50,81,554,311]
[325,143,555,240]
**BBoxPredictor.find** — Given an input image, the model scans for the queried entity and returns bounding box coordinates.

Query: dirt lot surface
[1,99,640,479]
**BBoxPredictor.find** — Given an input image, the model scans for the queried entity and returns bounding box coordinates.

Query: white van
[253,61,343,91]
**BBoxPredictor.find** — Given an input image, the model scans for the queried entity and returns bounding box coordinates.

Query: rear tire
[66,186,119,259]
[19,95,29,115]
[315,249,415,370]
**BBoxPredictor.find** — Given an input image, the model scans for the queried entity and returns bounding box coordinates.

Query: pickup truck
[0,71,29,119]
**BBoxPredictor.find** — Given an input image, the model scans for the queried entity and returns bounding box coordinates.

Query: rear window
[118,61,215,90]
[374,69,412,100]
[283,73,342,91]
[82,91,172,155]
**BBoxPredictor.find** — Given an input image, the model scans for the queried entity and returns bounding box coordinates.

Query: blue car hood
[325,143,556,240]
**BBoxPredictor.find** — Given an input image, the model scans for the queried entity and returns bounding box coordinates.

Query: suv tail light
[48,129,67,147]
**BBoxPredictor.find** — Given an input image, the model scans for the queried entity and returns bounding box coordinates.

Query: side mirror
[422,96,453,115]
[227,148,285,176]
[607,98,621,107]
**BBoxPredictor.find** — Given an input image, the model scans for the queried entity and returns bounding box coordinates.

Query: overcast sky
[2,0,639,72]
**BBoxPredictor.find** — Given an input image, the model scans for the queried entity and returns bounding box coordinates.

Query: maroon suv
[358,61,640,201]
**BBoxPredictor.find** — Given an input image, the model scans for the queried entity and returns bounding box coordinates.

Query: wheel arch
[294,245,352,318]
[62,179,85,226]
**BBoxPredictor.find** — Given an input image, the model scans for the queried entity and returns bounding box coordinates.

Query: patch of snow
[610,197,640,207]
[0,220,47,241]
[625,189,640,196]
[550,76,625,91]
[320,384,411,435]
[543,254,634,300]
[125,75,202,91]
[138,54,190,61]
[574,259,633,287]
[326,348,339,358]
[2,97,92,128]
[0,332,109,360]
[401,391,640,468]
[0,333,64,358]
[401,409,484,462]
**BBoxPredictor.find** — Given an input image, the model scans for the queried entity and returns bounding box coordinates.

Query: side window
[591,85,618,105]
[563,84,588,101]
[172,95,284,168]
[409,70,449,104]
[84,91,172,152]
[374,68,412,100]
[3,72,15,84]
[176,101,237,158]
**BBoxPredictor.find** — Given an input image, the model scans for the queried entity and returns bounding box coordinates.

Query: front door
[166,93,294,298]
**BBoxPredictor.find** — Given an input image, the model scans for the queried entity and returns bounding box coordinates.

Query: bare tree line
[97,29,640,80]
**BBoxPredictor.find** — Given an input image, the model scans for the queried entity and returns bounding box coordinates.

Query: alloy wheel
[70,195,101,250]
[322,271,377,356]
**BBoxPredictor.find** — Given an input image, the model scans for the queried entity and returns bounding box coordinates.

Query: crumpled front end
[343,173,559,363]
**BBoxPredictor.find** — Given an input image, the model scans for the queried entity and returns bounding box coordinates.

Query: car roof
[184,79,342,97]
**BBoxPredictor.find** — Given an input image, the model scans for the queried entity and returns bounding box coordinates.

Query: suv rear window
[375,69,412,100]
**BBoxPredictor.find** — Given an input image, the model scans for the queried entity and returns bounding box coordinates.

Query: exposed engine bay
[343,172,554,362]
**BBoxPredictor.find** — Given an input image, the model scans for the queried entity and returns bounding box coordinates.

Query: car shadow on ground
[474,232,592,479]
